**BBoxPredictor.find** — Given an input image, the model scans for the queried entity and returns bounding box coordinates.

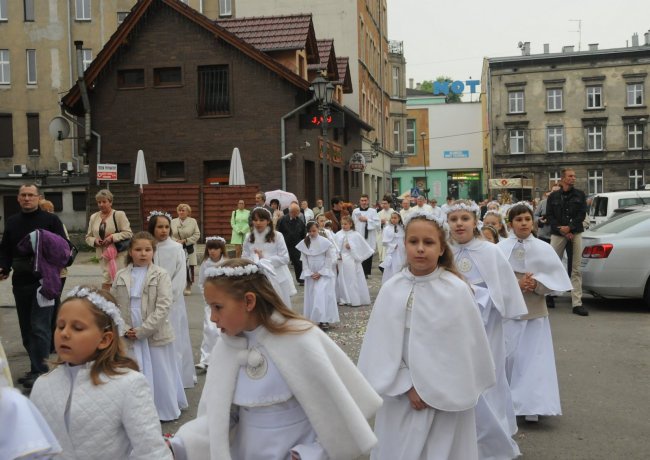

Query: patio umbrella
[265,190,298,210]
[134,149,148,192]
[229,147,246,185]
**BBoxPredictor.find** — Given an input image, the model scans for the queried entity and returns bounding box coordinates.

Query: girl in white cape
[334,215,374,306]
[447,201,528,460]
[195,236,228,370]
[358,211,496,460]
[149,212,197,388]
[243,207,296,309]
[498,203,571,422]
[170,258,382,460]
[296,221,339,330]
[378,211,405,283]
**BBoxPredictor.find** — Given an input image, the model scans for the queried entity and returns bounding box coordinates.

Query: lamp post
[311,75,335,208]
[420,132,428,198]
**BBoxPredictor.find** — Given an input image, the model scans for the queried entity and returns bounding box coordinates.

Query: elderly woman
[171,203,201,296]
[85,189,132,290]
[230,199,250,258]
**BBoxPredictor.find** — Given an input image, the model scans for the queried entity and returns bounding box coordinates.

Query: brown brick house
[62,0,371,226]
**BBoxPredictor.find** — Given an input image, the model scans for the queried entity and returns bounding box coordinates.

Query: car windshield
[589,211,650,233]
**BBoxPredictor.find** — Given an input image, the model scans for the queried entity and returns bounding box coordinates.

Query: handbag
[184,243,195,254]
[65,239,79,267]
[112,212,131,252]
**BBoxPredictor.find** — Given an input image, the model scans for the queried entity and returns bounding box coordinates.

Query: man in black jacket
[277,203,306,285]
[546,169,589,316]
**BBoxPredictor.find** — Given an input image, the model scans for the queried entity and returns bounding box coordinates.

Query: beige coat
[86,210,133,283]
[171,217,200,266]
[111,264,175,346]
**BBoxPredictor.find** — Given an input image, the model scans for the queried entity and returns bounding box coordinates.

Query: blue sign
[410,187,420,198]
[443,150,469,159]
[433,80,480,96]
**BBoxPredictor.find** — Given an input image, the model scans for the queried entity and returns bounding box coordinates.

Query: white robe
[173,315,382,460]
[352,207,381,253]
[376,208,395,261]
[379,224,405,284]
[296,235,339,324]
[243,229,296,309]
[154,237,197,388]
[197,257,226,366]
[358,268,496,460]
[334,230,374,306]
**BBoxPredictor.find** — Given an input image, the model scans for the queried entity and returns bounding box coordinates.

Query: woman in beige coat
[171,203,201,295]
[85,189,133,290]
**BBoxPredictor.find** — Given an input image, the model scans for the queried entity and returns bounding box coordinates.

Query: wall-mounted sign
[349,152,366,172]
[443,150,470,159]
[319,138,343,164]
[489,178,522,188]
[97,163,118,181]
[433,80,480,96]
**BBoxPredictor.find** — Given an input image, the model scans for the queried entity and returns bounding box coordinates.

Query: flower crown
[203,258,277,280]
[147,210,172,222]
[404,209,445,227]
[252,207,272,219]
[65,286,126,336]
[483,210,503,220]
[205,236,226,244]
[512,201,534,212]
[445,202,480,215]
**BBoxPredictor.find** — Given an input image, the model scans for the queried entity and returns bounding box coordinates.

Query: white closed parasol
[229,147,246,185]
[134,149,149,191]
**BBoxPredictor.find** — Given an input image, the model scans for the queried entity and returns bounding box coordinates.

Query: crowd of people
[0,169,587,459]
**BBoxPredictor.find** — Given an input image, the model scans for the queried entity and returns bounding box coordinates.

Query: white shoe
[183,288,192,296]
[525,415,539,422]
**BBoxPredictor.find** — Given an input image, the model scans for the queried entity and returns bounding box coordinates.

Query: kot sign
[433,80,480,96]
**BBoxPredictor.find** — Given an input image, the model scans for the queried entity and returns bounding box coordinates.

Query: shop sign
[349,152,366,172]
[97,163,117,181]
[443,150,469,159]
[433,79,480,95]
[318,138,343,164]
[489,178,522,188]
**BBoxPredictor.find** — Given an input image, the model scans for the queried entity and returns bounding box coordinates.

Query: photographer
[534,185,560,243]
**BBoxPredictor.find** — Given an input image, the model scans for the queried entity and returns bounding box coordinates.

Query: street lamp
[420,132,428,198]
[311,74,335,208]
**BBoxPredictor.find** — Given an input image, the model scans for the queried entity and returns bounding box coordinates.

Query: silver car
[580,208,650,306]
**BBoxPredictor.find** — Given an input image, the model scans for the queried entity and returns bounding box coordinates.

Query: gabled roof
[217,14,319,64]
[336,57,353,94]
[308,39,339,81]
[61,0,310,114]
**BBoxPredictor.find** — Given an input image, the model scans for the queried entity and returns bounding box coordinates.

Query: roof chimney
[562,45,575,53]
[632,33,639,47]
[588,43,599,51]
[543,43,550,54]
[523,42,530,56]
[416,82,421,91]
[409,78,414,89]
[645,30,650,45]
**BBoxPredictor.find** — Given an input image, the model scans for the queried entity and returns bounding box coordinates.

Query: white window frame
[549,171,561,189]
[393,119,401,154]
[546,88,563,111]
[0,50,9,84]
[26,49,36,84]
[82,49,92,71]
[509,129,525,154]
[587,126,603,151]
[391,66,400,97]
[588,170,603,194]
[629,169,644,190]
[508,91,524,113]
[406,119,416,155]
[627,123,643,150]
[0,0,7,20]
[547,126,564,152]
[219,0,232,17]
[586,86,603,108]
[75,0,91,21]
[626,83,644,107]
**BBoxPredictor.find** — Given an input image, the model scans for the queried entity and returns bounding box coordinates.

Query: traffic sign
[97,163,118,181]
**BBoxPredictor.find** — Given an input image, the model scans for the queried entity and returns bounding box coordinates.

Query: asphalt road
[1,253,648,459]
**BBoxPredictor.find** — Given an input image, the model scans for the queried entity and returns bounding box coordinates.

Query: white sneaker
[525,415,539,422]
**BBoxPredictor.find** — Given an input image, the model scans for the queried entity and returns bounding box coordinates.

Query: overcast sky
[387,0,650,90]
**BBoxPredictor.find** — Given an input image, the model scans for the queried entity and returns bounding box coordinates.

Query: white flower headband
[403,209,445,227]
[252,207,272,219]
[483,210,503,220]
[65,286,127,336]
[205,236,226,244]
[512,201,534,212]
[203,258,277,280]
[147,210,172,222]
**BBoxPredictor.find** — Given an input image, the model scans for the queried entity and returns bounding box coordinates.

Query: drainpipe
[74,40,96,183]
[281,99,314,190]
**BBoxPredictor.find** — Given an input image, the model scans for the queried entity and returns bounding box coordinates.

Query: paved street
[1,253,648,459]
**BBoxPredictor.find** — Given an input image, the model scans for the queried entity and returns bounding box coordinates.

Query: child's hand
[311,273,321,280]
[345,243,351,249]
[125,328,138,340]
[407,386,428,411]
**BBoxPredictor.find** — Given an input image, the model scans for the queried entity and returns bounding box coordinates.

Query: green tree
[418,76,462,103]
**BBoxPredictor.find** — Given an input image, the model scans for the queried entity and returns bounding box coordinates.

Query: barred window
[197,65,230,116]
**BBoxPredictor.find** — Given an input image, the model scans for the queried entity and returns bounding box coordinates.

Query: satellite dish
[48,116,71,140]
[518,41,524,49]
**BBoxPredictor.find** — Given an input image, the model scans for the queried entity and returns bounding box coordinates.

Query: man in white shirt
[352,194,380,277]
[429,198,445,221]
[376,198,395,264]
[300,200,315,222]
[414,195,433,213]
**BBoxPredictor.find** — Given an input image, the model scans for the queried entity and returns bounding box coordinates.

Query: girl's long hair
[405,216,462,280]
[125,232,157,265]
[483,210,508,238]
[204,259,311,334]
[53,287,139,385]
[204,238,227,260]
[248,208,275,244]
[303,221,318,248]
[340,215,355,230]
[147,214,171,236]
[449,199,481,238]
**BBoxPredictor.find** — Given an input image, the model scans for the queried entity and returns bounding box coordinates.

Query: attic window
[117,69,144,89]
[154,67,182,87]
[197,65,230,116]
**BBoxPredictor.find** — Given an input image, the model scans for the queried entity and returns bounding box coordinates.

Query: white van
[589,191,650,226]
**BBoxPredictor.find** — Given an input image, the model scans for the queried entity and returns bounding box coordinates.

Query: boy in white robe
[334,216,374,306]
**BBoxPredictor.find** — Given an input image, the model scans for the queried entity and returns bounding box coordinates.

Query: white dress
[130,266,188,421]
[453,242,524,459]
[154,238,197,388]
[242,228,296,309]
[351,207,381,256]
[296,235,339,324]
[334,230,374,306]
[197,257,225,367]
[379,224,405,284]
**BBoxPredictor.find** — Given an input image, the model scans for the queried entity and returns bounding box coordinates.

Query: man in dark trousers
[0,184,68,388]
[277,202,306,285]
[546,168,589,316]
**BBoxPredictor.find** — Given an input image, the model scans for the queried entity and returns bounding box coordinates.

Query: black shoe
[21,374,42,389]
[572,305,589,316]
[546,297,556,308]
[17,372,37,384]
